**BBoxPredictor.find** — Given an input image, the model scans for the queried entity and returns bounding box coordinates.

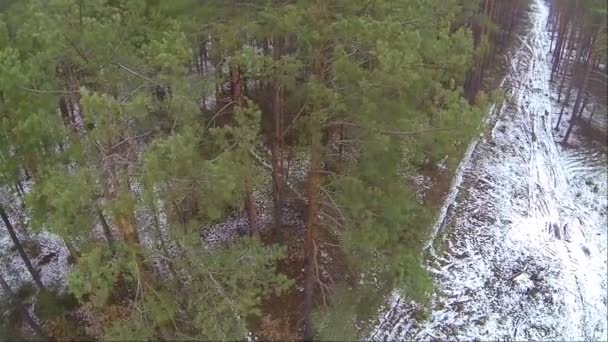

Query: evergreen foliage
[0,0,529,339]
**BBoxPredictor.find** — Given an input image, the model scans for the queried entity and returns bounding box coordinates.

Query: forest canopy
[0,0,563,340]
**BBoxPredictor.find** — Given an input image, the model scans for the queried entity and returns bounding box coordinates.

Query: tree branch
[113,63,157,84]
[20,87,78,94]
[325,121,453,136]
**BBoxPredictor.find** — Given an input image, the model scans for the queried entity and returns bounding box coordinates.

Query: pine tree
[0,0,512,340]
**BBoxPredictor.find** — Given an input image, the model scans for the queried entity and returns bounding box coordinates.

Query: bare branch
[113,62,157,84]
[110,131,153,152]
[120,82,148,103]
[320,186,346,222]
[63,33,90,63]
[281,100,309,139]
[204,101,237,130]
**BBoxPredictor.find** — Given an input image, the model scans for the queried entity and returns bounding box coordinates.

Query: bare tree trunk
[151,203,180,280]
[15,181,25,197]
[576,94,590,119]
[230,63,258,237]
[106,162,140,248]
[554,36,583,130]
[556,42,575,102]
[97,209,115,250]
[117,214,140,246]
[243,180,259,237]
[549,11,559,52]
[271,35,285,238]
[556,27,576,98]
[0,273,48,341]
[303,141,320,342]
[58,96,72,131]
[0,205,45,290]
[64,238,81,263]
[551,17,568,80]
[587,104,597,124]
[555,72,577,129]
[303,30,328,339]
[563,57,595,144]
[563,21,602,144]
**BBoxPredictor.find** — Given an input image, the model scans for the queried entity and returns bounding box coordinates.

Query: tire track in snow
[373,0,607,340]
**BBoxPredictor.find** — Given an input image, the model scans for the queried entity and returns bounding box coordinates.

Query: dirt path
[373,0,608,340]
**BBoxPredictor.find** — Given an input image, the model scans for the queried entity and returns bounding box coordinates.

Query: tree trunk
[587,104,597,124]
[551,20,567,80]
[303,141,320,342]
[243,181,259,237]
[303,28,328,339]
[15,181,25,197]
[563,64,593,144]
[58,96,73,132]
[0,205,45,290]
[556,43,575,102]
[271,35,285,237]
[0,273,48,341]
[117,215,140,246]
[563,24,601,144]
[555,75,576,130]
[97,209,115,250]
[549,12,558,52]
[230,63,258,237]
[64,239,80,264]
[106,163,140,248]
[576,95,590,119]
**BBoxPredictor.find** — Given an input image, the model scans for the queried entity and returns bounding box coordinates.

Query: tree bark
[0,205,45,291]
[303,140,320,342]
[243,181,259,237]
[303,27,328,339]
[563,24,601,144]
[576,94,590,120]
[0,273,48,341]
[117,215,140,246]
[271,35,285,237]
[230,63,259,237]
[556,38,575,102]
[587,104,597,124]
[97,208,115,250]
[551,11,570,80]
[554,49,580,131]
[58,96,73,133]
[64,238,80,264]
[107,165,140,247]
[563,58,594,144]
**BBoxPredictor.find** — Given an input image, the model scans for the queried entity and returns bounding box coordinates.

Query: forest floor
[373,0,608,340]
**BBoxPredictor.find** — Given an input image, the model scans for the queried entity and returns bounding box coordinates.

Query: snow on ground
[373,0,608,340]
[0,185,71,297]
[201,148,308,246]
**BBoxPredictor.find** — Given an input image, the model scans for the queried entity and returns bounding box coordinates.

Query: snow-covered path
[374,0,608,340]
